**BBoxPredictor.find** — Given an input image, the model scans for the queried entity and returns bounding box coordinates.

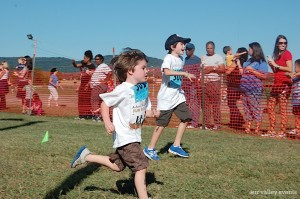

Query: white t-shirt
[100,82,151,148]
[157,54,186,110]
[90,63,112,88]
[202,53,224,81]
[0,69,9,80]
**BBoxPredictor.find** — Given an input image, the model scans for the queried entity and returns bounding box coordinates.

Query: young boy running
[70,49,159,199]
[144,34,196,160]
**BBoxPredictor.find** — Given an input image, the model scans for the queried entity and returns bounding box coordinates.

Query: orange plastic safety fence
[0,67,298,139]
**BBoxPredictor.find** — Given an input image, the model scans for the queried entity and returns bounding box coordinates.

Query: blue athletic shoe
[143,147,160,161]
[70,146,91,168]
[168,144,189,158]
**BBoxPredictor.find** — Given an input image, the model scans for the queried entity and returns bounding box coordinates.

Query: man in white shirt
[201,41,225,130]
[90,54,112,121]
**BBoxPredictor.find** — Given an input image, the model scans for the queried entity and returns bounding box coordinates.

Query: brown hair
[113,49,148,83]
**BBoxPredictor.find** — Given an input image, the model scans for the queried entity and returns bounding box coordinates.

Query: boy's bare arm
[234,51,247,57]
[101,101,115,134]
[163,68,196,82]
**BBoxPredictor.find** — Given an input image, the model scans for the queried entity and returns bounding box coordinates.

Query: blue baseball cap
[165,34,191,50]
[186,43,195,50]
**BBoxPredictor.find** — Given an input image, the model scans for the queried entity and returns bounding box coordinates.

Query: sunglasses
[278,42,287,45]
[95,59,101,60]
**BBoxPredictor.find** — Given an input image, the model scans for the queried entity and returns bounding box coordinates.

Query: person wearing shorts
[143,34,196,161]
[70,49,159,199]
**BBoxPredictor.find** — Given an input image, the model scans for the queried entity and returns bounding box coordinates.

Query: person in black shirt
[72,50,96,120]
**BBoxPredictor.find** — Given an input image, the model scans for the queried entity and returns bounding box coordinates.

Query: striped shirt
[90,63,112,88]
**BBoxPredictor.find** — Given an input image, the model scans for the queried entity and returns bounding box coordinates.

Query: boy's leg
[173,102,192,145]
[169,103,191,157]
[134,168,148,199]
[173,122,188,146]
[86,154,120,171]
[148,126,165,149]
[118,143,148,198]
[144,126,164,161]
[71,146,120,171]
[144,110,172,160]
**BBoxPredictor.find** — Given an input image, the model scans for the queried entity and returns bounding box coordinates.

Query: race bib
[169,75,182,88]
[132,82,148,102]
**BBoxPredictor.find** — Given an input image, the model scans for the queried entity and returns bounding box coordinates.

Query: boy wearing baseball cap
[144,34,196,160]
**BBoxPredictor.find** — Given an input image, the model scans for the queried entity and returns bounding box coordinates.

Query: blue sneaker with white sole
[143,147,160,161]
[168,144,189,158]
[70,146,91,168]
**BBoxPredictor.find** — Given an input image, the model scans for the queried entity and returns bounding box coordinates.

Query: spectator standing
[240,42,268,134]
[24,55,33,71]
[0,61,10,110]
[48,68,62,107]
[90,54,112,121]
[286,59,300,137]
[225,47,248,129]
[184,43,201,65]
[72,50,96,120]
[201,41,225,130]
[143,34,196,161]
[183,43,201,128]
[14,57,29,113]
[267,35,292,138]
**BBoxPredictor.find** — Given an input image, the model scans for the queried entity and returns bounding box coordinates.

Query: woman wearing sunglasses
[266,35,293,138]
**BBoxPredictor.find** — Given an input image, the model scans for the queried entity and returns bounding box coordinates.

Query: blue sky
[1,0,300,64]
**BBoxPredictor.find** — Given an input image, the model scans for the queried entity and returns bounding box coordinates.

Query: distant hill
[0,56,163,72]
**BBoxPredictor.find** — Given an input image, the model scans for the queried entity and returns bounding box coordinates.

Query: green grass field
[0,112,299,199]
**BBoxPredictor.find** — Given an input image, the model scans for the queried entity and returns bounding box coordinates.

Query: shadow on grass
[44,164,100,199]
[0,121,46,131]
[158,142,189,156]
[45,165,163,199]
[0,118,24,121]
[159,142,173,154]
[84,172,163,198]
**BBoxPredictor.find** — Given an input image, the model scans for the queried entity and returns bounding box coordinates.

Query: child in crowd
[70,49,159,199]
[143,34,196,160]
[31,92,43,115]
[286,59,300,137]
[22,79,34,114]
[16,57,27,71]
[223,46,247,67]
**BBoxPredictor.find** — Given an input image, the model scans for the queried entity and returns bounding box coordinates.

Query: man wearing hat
[184,43,201,66]
[183,43,202,128]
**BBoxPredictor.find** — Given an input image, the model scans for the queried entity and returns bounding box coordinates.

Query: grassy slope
[0,113,299,199]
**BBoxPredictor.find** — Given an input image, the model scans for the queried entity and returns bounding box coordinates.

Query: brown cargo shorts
[109,142,148,173]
